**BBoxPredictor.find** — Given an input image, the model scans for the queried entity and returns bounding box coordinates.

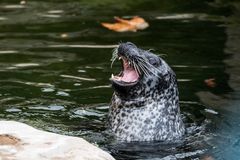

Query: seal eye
[149,57,158,66]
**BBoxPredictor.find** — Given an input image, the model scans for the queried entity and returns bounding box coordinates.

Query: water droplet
[60,33,68,38]
[73,109,104,117]
[77,69,86,73]
[41,88,55,93]
[56,91,70,97]
[28,105,65,111]
[6,108,22,113]
[14,63,40,67]
[20,1,26,5]
[49,105,65,111]
[47,10,64,14]
[204,109,218,115]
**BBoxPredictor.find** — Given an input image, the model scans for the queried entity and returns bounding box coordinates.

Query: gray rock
[0,121,115,160]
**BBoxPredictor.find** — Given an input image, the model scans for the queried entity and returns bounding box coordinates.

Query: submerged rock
[0,121,115,160]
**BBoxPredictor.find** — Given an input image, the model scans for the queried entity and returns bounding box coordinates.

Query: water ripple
[0,50,18,54]
[81,85,111,90]
[38,14,62,18]
[5,108,22,113]
[60,74,96,81]
[56,91,70,97]
[204,108,218,115]
[178,79,192,82]
[0,17,8,21]
[156,13,207,20]
[28,105,65,111]
[48,44,118,48]
[2,5,26,9]
[22,82,54,88]
[13,63,40,68]
[161,149,206,160]
[47,10,64,14]
[41,88,55,93]
[72,108,105,117]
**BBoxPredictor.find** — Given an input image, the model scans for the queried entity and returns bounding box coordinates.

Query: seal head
[109,42,185,142]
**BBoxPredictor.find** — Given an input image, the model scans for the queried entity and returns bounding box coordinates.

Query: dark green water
[0,0,240,159]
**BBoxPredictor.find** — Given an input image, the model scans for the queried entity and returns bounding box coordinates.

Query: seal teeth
[118,57,122,60]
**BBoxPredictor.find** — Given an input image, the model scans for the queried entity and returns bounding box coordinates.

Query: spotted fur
[109,42,185,141]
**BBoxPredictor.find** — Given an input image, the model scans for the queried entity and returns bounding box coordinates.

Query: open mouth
[111,57,140,85]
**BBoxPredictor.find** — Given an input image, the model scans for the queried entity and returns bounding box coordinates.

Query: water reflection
[2,5,26,9]
[60,74,96,82]
[0,50,18,54]
[48,44,118,48]
[196,8,240,159]
[156,13,207,20]
[38,14,62,18]
[0,17,7,21]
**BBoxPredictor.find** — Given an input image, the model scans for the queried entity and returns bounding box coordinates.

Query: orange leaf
[101,16,149,32]
[101,22,137,32]
[204,78,216,88]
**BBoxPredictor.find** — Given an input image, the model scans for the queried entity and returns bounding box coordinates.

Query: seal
[108,42,185,142]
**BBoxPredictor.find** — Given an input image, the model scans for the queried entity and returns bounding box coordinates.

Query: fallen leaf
[204,78,216,88]
[101,22,137,32]
[101,16,149,32]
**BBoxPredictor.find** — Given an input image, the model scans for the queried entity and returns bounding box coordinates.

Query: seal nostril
[118,46,125,56]
[126,42,138,48]
[118,43,129,56]
[118,42,138,56]
[126,42,134,46]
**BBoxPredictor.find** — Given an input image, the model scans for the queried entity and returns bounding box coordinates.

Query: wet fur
[109,42,185,141]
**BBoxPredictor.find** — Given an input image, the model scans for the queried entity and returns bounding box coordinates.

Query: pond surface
[0,0,240,159]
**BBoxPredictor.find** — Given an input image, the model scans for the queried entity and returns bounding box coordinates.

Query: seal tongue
[121,68,138,82]
[111,57,139,83]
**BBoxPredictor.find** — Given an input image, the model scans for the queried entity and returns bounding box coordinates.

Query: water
[0,0,240,159]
